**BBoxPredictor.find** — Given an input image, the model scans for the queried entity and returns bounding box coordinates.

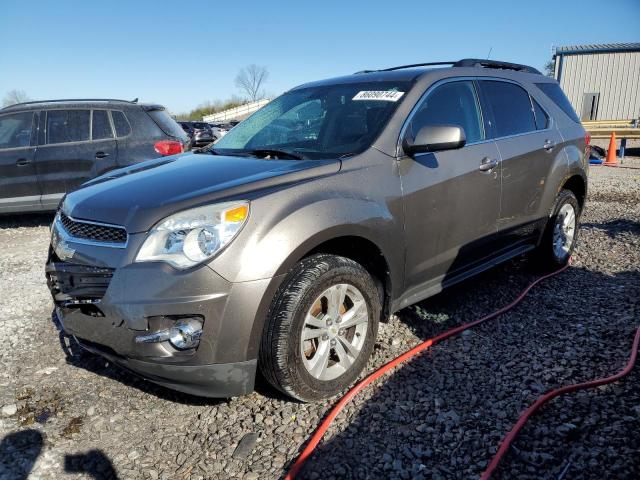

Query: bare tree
[2,89,31,107]
[235,65,269,102]
[544,60,556,78]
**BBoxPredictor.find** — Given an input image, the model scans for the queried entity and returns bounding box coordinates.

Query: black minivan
[0,99,189,214]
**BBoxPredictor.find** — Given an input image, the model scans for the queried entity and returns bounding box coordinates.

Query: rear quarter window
[147,109,187,140]
[532,99,549,130]
[535,82,581,123]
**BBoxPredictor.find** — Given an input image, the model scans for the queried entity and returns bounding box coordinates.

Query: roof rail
[453,58,542,74]
[1,98,139,110]
[354,62,456,74]
[354,59,541,75]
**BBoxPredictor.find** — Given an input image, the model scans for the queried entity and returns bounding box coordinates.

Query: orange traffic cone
[604,132,618,165]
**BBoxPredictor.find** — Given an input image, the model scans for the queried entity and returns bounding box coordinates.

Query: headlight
[135,201,249,269]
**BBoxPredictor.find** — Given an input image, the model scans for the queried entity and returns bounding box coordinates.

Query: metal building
[553,43,640,121]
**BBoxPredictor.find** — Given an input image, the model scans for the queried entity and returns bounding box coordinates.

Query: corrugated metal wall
[556,51,640,120]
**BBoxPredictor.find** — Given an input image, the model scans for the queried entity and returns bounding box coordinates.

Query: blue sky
[1,0,638,114]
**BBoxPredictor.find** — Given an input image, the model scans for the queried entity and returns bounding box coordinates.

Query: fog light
[135,318,203,350]
[168,318,203,350]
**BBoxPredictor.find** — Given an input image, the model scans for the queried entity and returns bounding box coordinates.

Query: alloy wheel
[300,283,369,381]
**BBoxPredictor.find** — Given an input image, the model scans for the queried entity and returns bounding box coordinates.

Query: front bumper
[46,251,276,398]
[75,331,256,397]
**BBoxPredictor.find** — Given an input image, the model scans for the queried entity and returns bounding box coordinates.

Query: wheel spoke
[565,209,575,227]
[340,299,367,329]
[304,313,325,329]
[337,335,360,359]
[302,327,326,340]
[308,340,330,378]
[333,338,355,370]
[327,284,347,318]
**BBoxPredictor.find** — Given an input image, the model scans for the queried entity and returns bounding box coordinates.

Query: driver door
[0,110,40,213]
[399,80,502,304]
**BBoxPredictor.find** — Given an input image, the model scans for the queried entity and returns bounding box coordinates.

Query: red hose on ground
[285,263,571,480]
[480,324,640,479]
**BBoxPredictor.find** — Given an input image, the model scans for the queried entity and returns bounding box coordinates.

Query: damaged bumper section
[46,248,268,398]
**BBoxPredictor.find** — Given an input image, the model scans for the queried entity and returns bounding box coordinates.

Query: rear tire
[259,254,380,402]
[533,189,580,269]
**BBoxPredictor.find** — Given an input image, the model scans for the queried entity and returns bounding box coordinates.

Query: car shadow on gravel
[581,218,640,239]
[295,263,640,480]
[53,317,228,407]
[0,213,54,229]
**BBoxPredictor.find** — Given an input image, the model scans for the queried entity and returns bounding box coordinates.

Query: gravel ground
[1,159,639,480]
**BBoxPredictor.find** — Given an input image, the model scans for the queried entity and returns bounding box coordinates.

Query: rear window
[92,110,113,140]
[147,109,187,139]
[111,110,131,137]
[480,81,536,138]
[47,110,90,144]
[535,82,580,123]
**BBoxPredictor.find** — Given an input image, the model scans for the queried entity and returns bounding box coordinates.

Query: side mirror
[403,125,466,156]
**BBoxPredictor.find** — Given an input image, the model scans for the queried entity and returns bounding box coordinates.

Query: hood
[62,152,341,233]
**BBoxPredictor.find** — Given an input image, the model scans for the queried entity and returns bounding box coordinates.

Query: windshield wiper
[193,145,220,155]
[246,149,306,160]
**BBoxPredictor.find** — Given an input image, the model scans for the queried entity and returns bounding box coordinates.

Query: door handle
[479,157,499,172]
[543,140,555,151]
[95,151,110,159]
[16,158,31,167]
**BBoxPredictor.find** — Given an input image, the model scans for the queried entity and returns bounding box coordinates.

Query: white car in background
[208,122,233,141]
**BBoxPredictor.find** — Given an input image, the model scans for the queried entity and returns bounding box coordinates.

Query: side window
[532,99,549,130]
[0,112,33,149]
[410,80,483,144]
[92,110,113,140]
[480,81,536,138]
[46,110,90,144]
[111,110,132,137]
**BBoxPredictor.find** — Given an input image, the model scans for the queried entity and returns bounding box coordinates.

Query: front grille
[59,212,127,244]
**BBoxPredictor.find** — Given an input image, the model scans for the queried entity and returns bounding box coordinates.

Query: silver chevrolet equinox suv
[46,59,588,401]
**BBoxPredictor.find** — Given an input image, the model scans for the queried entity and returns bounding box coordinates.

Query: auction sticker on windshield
[352,91,404,101]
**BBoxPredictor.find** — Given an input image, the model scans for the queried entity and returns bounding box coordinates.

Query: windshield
[213,81,411,159]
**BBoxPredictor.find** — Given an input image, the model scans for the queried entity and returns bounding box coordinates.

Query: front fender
[211,195,402,286]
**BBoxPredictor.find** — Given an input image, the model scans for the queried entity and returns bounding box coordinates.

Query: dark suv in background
[47,60,588,401]
[0,99,189,214]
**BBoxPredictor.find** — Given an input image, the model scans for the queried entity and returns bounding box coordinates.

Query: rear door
[89,109,118,176]
[477,79,564,249]
[0,110,40,212]
[35,109,119,209]
[35,109,92,206]
[400,79,502,301]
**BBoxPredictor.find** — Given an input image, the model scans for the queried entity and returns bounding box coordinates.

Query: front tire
[534,189,580,269]
[259,254,380,402]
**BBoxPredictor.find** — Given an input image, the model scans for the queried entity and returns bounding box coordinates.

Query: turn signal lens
[224,205,248,223]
